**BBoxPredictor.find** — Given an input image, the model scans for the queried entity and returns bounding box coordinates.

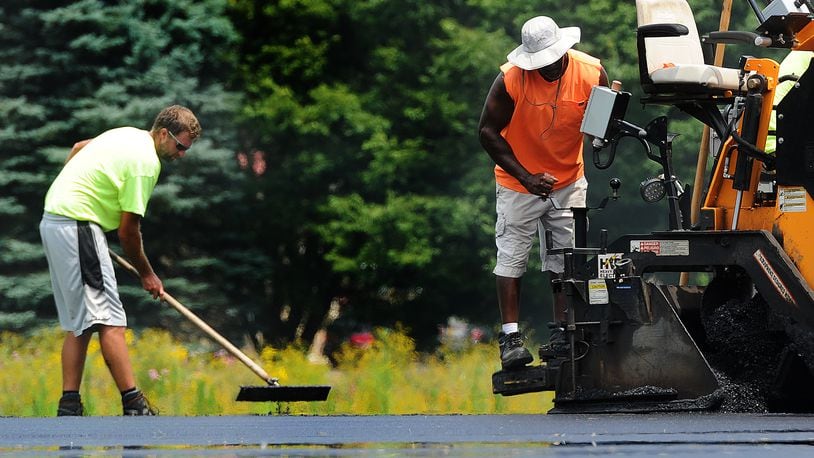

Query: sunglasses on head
[167,129,190,151]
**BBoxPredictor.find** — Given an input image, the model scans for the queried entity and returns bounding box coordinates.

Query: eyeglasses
[167,130,191,151]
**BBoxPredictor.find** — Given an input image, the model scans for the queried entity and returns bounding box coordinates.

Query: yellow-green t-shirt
[44,127,161,231]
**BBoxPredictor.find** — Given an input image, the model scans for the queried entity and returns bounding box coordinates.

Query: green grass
[0,327,553,416]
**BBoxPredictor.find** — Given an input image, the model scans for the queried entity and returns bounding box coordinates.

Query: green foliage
[0,0,784,350]
[226,0,568,344]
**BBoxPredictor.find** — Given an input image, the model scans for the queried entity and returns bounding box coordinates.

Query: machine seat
[650,63,744,90]
[637,0,746,97]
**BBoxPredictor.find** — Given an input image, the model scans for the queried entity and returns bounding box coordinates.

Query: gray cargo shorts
[493,177,588,277]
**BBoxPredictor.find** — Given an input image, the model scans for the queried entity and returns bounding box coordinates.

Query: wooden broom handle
[108,250,277,386]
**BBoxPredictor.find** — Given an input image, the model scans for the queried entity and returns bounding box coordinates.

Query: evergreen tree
[0,1,241,336]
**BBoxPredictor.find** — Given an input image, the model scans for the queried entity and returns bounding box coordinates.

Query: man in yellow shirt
[479,16,608,369]
[40,105,200,415]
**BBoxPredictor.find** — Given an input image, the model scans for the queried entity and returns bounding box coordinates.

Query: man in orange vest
[478,16,608,370]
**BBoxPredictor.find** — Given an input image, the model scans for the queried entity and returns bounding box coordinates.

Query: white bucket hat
[507,16,581,70]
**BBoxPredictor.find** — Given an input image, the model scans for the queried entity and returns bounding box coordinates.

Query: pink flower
[350,332,374,349]
[251,150,267,176]
[237,152,249,169]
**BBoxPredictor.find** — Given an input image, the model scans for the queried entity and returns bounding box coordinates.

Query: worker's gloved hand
[521,172,558,198]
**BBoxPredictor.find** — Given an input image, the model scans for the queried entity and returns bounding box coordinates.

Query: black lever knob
[609,178,621,199]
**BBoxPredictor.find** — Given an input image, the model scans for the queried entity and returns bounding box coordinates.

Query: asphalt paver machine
[493,0,814,413]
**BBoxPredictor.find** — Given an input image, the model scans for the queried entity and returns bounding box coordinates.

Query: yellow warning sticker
[588,279,610,305]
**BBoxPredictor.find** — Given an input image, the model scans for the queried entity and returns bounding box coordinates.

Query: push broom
[109,250,330,403]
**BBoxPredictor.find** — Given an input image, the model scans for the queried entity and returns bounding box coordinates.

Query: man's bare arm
[118,211,164,299]
[65,139,92,163]
[478,73,557,196]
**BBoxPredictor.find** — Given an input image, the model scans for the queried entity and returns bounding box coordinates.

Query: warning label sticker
[778,186,807,213]
[753,249,797,306]
[588,279,610,305]
[597,253,624,279]
[630,240,689,256]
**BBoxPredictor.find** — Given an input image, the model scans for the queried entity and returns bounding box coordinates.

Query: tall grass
[0,327,553,416]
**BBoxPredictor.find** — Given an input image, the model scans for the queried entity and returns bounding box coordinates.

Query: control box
[762,0,810,18]
[580,86,631,140]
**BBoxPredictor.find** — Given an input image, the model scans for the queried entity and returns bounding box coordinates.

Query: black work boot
[539,328,571,361]
[57,392,84,417]
[122,390,158,416]
[498,331,534,370]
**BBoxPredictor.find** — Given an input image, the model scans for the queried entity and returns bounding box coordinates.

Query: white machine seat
[650,64,744,90]
[637,0,745,91]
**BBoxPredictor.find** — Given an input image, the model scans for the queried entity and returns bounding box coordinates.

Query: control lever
[609,177,621,200]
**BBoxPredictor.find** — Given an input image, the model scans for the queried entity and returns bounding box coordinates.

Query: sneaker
[57,393,84,417]
[122,390,158,416]
[498,331,533,370]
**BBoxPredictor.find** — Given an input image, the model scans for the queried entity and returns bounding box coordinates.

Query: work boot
[539,328,570,361]
[498,331,533,370]
[122,390,158,416]
[57,392,83,417]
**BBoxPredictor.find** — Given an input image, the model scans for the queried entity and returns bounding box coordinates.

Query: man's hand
[141,272,165,300]
[521,172,558,198]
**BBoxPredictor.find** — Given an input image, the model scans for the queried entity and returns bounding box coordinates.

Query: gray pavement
[0,413,812,456]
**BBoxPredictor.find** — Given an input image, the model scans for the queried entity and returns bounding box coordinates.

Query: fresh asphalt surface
[0,413,812,456]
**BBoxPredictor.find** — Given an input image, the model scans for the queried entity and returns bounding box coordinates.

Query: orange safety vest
[495,49,601,193]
